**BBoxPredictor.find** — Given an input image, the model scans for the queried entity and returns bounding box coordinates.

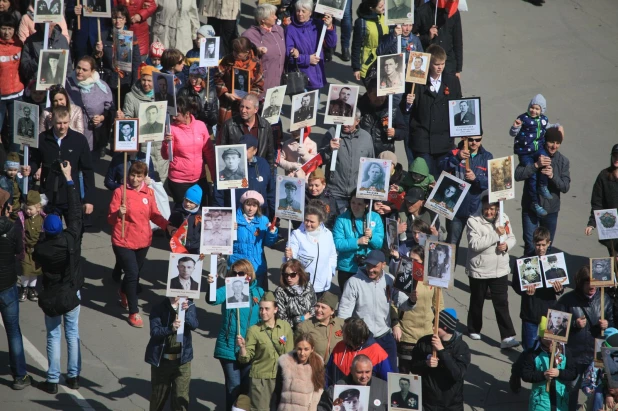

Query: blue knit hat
[529,94,547,114]
[184,184,202,206]
[439,308,458,334]
[605,328,618,347]
[43,214,63,236]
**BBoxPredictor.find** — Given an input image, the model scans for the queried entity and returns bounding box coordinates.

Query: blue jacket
[104,152,158,191]
[333,210,384,273]
[207,281,265,361]
[229,209,278,276]
[0,174,28,204]
[510,112,549,155]
[168,206,201,254]
[377,30,423,62]
[66,0,111,61]
[144,298,199,367]
[439,143,493,218]
[213,156,276,219]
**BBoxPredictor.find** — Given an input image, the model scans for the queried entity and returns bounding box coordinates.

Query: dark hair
[279,259,309,287]
[294,334,325,391]
[411,219,431,235]
[176,96,198,116]
[304,203,326,224]
[111,5,132,27]
[575,265,590,289]
[129,161,148,176]
[349,189,369,207]
[231,37,252,54]
[178,256,196,265]
[358,0,382,15]
[0,12,18,30]
[533,226,551,244]
[427,44,447,61]
[161,49,184,70]
[342,318,369,349]
[410,245,424,262]
[48,85,72,112]
[77,56,97,72]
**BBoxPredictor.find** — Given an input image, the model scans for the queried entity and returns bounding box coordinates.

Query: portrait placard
[83,0,111,17]
[13,101,39,149]
[516,256,543,289]
[386,218,399,252]
[225,277,251,309]
[405,52,431,85]
[33,0,63,22]
[36,49,69,91]
[153,72,177,116]
[392,256,423,295]
[594,209,618,240]
[199,37,220,67]
[424,241,454,289]
[166,253,203,299]
[262,86,287,125]
[425,172,470,220]
[290,90,319,131]
[114,119,139,152]
[232,68,250,98]
[113,29,134,73]
[314,0,347,19]
[332,385,370,411]
[388,372,421,411]
[488,156,515,203]
[384,0,413,24]
[448,97,482,138]
[324,84,360,126]
[540,252,569,287]
[200,207,234,255]
[215,144,248,190]
[590,257,614,287]
[276,176,305,222]
[356,157,391,201]
[602,347,618,388]
[138,101,167,142]
[377,53,406,97]
[544,309,572,343]
[595,338,605,368]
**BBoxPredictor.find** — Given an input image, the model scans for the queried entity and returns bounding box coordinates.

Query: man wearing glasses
[438,134,493,263]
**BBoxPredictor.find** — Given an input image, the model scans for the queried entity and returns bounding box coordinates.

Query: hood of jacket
[357,6,380,20]
[409,157,430,177]
[290,15,316,29]
[130,81,153,102]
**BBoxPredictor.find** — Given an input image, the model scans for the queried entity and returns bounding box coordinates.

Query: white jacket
[288,223,338,293]
[465,213,516,279]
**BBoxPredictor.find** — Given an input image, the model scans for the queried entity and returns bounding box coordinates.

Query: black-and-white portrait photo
[114,119,139,152]
[291,90,318,130]
[590,257,614,287]
[33,0,63,22]
[377,53,405,96]
[233,68,250,98]
[314,0,347,19]
[199,36,220,67]
[356,158,390,201]
[275,176,305,222]
[200,208,234,255]
[13,101,39,148]
[225,277,250,309]
[488,156,515,203]
[388,373,421,410]
[324,84,359,126]
[332,385,370,411]
[153,72,176,115]
[166,253,203,299]
[448,97,482,138]
[385,0,413,24]
[215,144,248,190]
[405,52,430,84]
[138,101,167,142]
[386,218,399,252]
[545,309,572,343]
[594,209,618,241]
[84,0,110,17]
[36,50,68,90]
[425,241,454,289]
[262,86,286,125]
[541,252,569,287]
[425,171,470,220]
[517,256,542,288]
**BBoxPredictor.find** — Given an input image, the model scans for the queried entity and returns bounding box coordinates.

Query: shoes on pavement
[39,381,58,394]
[469,333,481,340]
[128,313,143,328]
[501,337,521,349]
[66,376,80,390]
[12,375,32,390]
[19,286,27,302]
[533,203,548,217]
[539,185,552,200]
[27,287,38,302]
[118,289,128,310]
[341,48,350,62]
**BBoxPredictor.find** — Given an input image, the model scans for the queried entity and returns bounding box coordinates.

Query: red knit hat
[149,42,165,58]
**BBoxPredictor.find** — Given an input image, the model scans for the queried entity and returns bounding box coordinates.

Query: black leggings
[113,245,149,315]
[167,178,210,207]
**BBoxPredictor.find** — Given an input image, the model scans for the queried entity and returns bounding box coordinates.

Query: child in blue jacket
[167,184,203,255]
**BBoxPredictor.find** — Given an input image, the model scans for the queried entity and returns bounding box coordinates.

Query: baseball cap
[404,187,425,204]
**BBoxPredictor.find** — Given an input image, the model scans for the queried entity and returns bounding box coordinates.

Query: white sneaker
[469,333,481,340]
[501,337,521,349]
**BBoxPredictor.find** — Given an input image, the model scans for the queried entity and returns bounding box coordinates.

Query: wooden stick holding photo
[602,287,605,337]
[122,152,127,237]
[463,137,470,171]
[330,124,342,172]
[432,288,441,358]
[387,34,402,129]
[545,340,557,393]
[77,0,81,29]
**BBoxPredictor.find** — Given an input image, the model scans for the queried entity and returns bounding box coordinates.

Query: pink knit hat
[239,190,264,206]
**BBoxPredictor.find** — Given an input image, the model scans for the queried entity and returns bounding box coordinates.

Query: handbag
[282,59,309,96]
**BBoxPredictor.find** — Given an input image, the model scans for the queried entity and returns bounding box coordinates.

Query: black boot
[324,47,332,62]
[341,48,351,62]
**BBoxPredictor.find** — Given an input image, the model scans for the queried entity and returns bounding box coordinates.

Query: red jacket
[162,115,216,183]
[0,35,24,98]
[113,0,157,56]
[107,183,168,249]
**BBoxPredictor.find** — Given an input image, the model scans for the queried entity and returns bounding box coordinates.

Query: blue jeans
[0,285,27,379]
[446,215,469,265]
[521,320,538,351]
[340,0,353,50]
[375,331,398,373]
[219,359,252,411]
[519,149,548,204]
[45,295,81,383]
[521,211,558,256]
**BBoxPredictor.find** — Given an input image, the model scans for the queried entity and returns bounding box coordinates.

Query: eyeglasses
[112,15,126,20]
[282,272,298,279]
[232,271,245,276]
[468,138,482,143]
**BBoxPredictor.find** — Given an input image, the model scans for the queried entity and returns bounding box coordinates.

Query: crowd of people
[0,0,616,410]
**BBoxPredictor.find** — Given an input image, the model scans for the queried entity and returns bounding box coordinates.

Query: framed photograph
[262,86,287,125]
[290,90,319,131]
[276,176,305,222]
[13,101,39,149]
[258,0,282,5]
[153,72,177,116]
[225,277,251,309]
[332,385,370,411]
[540,252,569,287]
[488,156,515,203]
[232,68,250,98]
[424,240,455,289]
[138,102,167,142]
[166,253,203,299]
[448,97,482,138]
[215,144,248,190]
[516,256,543,289]
[405,52,431,85]
[377,53,406,97]
[199,37,220,67]
[425,172,470,220]
[356,157,391,201]
[385,0,413,24]
[594,209,618,240]
[314,0,347,19]
[33,0,63,22]
[393,255,423,294]
[113,29,134,72]
[324,84,360,126]
[595,338,605,368]
[36,49,69,91]
[590,257,614,287]
[386,218,399,252]
[114,119,139,152]
[388,372,421,410]
[602,347,618,388]
[83,0,111,17]
[544,309,572,343]
[200,207,234,255]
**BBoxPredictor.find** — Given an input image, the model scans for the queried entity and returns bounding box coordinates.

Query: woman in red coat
[107,161,175,328]
[113,0,157,57]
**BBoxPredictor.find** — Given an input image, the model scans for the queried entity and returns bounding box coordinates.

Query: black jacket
[0,217,23,292]
[587,168,618,254]
[511,258,563,325]
[317,374,388,411]
[410,332,470,411]
[358,93,407,157]
[218,115,275,169]
[554,289,614,366]
[93,29,140,88]
[30,128,95,206]
[407,73,462,155]
[305,188,339,230]
[20,24,71,84]
[177,84,218,130]
[414,2,463,74]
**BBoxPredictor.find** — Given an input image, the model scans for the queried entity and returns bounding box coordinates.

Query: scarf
[243,213,255,223]
[72,71,109,94]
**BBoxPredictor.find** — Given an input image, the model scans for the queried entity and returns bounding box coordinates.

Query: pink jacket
[113,0,158,56]
[161,116,216,183]
[18,9,69,43]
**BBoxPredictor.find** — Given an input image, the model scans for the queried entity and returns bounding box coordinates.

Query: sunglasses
[232,270,245,276]
[468,138,482,143]
[282,272,298,279]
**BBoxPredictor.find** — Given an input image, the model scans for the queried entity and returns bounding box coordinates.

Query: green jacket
[239,319,294,379]
[400,157,435,194]
[295,317,344,361]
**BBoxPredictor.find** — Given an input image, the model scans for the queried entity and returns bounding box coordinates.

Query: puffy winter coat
[0,35,24,98]
[465,213,516,280]
[333,210,384,273]
[288,223,338,293]
[112,0,157,56]
[161,115,215,183]
[274,282,317,329]
[242,25,286,97]
[351,7,389,78]
[228,208,278,276]
[151,0,200,55]
[0,217,22,292]
[275,352,323,411]
[509,112,550,155]
[107,182,169,249]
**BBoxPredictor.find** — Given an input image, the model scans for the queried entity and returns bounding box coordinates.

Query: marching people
[304,170,339,230]
[40,85,84,134]
[274,259,317,330]
[295,292,344,362]
[166,185,203,255]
